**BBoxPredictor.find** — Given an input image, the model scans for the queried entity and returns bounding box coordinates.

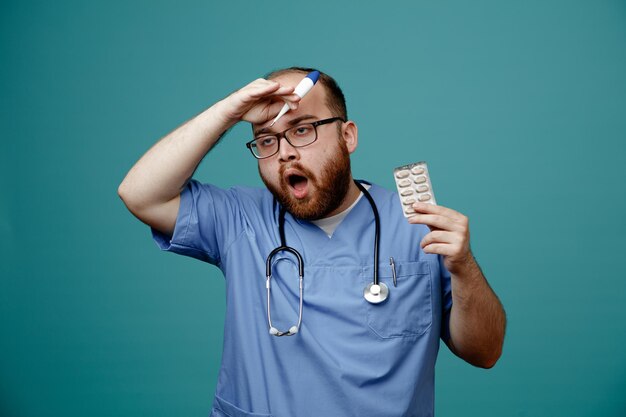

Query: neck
[324,177,361,218]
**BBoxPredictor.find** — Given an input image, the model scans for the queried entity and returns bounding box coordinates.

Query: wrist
[447,251,478,277]
[449,256,483,307]
[210,99,240,129]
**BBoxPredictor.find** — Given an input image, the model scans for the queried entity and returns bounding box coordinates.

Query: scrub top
[152,179,453,417]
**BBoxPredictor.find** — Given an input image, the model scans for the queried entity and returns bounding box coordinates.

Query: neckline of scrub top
[281,181,381,265]
[310,183,371,237]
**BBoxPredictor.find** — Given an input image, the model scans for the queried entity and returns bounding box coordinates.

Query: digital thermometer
[270,70,320,126]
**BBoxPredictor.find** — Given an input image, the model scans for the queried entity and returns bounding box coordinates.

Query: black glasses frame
[246,117,346,159]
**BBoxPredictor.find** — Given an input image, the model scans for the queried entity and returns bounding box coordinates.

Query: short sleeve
[150,179,244,265]
[439,255,453,342]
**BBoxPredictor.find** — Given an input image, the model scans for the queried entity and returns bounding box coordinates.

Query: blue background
[1,1,625,416]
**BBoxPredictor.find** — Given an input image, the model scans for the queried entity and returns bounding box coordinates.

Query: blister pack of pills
[393,161,437,217]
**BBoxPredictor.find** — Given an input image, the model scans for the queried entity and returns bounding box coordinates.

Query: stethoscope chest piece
[363,282,389,304]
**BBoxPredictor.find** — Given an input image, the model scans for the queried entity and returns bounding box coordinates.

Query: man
[118,67,506,417]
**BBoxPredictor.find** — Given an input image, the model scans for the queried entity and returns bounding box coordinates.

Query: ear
[341,121,358,154]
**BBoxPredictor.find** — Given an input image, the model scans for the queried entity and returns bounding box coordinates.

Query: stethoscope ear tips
[269,326,299,336]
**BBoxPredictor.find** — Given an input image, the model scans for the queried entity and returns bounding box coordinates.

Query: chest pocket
[361,261,432,339]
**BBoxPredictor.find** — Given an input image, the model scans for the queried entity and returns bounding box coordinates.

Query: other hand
[408,202,474,275]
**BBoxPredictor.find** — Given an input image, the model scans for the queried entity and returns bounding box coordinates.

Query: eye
[293,125,313,136]
[257,136,277,148]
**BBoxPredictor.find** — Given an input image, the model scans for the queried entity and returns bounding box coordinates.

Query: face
[252,72,357,220]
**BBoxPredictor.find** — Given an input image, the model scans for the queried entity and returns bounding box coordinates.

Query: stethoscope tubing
[265,245,304,336]
[354,181,381,286]
[266,180,384,336]
[265,245,304,277]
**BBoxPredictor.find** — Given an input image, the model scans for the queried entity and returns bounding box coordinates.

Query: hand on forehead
[247,70,338,134]
[269,72,329,119]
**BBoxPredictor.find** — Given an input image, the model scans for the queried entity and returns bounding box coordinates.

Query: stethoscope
[265,180,397,336]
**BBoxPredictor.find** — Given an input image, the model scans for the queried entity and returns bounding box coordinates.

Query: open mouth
[284,171,310,199]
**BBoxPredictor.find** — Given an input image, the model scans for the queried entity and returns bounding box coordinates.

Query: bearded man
[118,67,506,417]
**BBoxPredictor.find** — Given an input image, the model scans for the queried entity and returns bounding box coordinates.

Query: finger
[407,213,464,232]
[412,202,466,222]
[420,230,456,248]
[251,79,298,95]
[265,100,294,117]
[422,243,456,256]
[245,92,299,115]
[268,86,297,97]
[270,93,301,106]
[244,78,297,98]
[245,82,283,98]
[245,78,280,89]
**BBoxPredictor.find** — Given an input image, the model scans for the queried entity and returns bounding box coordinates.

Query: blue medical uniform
[152,179,453,417]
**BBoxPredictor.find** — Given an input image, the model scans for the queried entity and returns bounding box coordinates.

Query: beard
[260,142,352,220]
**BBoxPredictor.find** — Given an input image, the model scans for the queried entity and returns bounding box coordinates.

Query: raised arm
[117,79,300,236]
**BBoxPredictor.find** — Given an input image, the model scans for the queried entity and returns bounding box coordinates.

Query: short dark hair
[265,67,347,120]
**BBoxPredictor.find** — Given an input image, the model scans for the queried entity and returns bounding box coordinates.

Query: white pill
[394,161,436,217]
[395,170,410,179]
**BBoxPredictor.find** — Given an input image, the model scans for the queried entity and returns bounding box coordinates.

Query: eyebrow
[254,114,318,137]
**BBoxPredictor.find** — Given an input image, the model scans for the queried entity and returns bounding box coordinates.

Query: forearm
[118,101,234,210]
[407,202,506,368]
[448,257,506,368]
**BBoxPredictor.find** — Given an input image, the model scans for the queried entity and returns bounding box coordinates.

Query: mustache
[279,162,316,182]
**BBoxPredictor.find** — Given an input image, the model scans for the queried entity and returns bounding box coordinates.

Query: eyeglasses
[246,117,346,159]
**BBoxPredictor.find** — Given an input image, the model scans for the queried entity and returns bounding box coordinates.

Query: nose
[277,135,299,162]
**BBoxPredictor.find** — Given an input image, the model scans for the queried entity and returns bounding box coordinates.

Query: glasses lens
[286,124,316,147]
[252,136,278,158]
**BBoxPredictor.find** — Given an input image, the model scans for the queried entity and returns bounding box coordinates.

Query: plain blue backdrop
[1,1,625,416]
